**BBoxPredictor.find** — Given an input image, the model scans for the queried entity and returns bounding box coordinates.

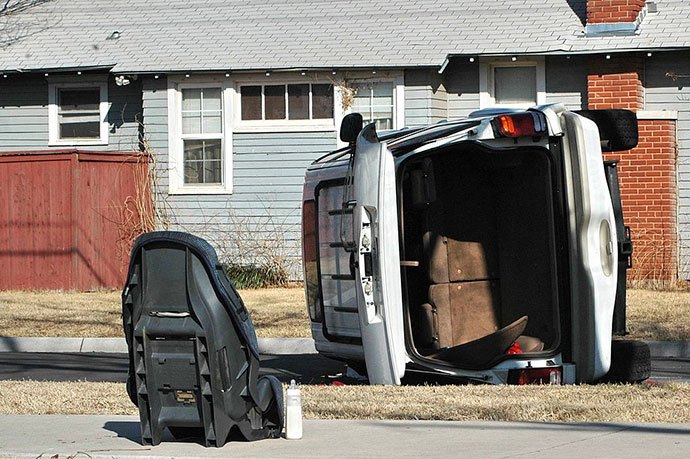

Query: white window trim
[479,59,546,109]
[234,80,337,133]
[168,78,233,195]
[48,82,109,146]
[335,74,405,148]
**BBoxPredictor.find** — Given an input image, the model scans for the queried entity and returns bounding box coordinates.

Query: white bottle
[285,379,303,440]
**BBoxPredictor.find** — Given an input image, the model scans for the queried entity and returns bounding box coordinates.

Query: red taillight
[302,199,322,323]
[302,199,317,264]
[494,112,547,138]
[508,367,562,385]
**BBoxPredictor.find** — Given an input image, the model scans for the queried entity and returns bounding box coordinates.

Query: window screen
[494,66,537,105]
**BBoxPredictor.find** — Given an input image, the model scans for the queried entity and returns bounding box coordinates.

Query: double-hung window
[180,87,224,185]
[48,83,108,145]
[351,82,395,131]
[169,80,231,194]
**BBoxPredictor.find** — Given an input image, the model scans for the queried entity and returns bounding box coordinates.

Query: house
[1,0,689,288]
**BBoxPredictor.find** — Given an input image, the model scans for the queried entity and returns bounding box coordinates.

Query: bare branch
[0,0,55,48]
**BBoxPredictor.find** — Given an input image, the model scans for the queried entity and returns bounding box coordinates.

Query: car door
[561,111,618,382]
[351,124,407,385]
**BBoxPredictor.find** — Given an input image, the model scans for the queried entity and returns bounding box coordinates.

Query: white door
[351,124,407,385]
[562,112,618,382]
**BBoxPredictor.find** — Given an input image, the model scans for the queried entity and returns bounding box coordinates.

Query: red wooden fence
[0,149,149,290]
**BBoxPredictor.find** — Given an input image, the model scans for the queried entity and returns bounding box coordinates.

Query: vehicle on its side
[302,104,649,385]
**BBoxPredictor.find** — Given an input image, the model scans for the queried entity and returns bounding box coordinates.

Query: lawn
[0,288,309,338]
[0,288,688,341]
[0,380,688,423]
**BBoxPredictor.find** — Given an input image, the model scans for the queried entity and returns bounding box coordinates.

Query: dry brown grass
[0,288,687,341]
[1,380,689,423]
[0,288,310,338]
[626,289,690,341]
[240,288,310,338]
[0,290,123,337]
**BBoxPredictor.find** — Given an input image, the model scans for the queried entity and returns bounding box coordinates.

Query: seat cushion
[427,316,528,368]
[429,280,501,347]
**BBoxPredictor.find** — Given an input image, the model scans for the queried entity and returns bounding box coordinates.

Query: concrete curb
[0,336,317,355]
[0,336,686,358]
[645,340,690,358]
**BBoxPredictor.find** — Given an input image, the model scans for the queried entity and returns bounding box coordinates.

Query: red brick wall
[603,121,678,282]
[588,54,678,282]
[587,0,646,24]
[587,56,643,110]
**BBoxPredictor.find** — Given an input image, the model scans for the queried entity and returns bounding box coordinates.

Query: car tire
[600,339,651,383]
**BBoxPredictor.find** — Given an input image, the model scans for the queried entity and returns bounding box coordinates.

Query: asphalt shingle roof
[0,0,688,73]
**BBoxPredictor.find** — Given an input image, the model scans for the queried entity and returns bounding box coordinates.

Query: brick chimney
[587,0,646,25]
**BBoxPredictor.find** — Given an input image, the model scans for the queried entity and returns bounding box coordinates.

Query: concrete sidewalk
[0,415,688,458]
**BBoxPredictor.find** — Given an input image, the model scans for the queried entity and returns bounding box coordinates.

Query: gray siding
[645,51,690,278]
[404,69,447,127]
[545,56,587,110]
[0,74,48,150]
[445,61,480,119]
[142,76,336,275]
[0,73,142,151]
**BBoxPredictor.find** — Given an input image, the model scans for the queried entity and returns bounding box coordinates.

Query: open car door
[350,124,407,385]
[562,112,618,382]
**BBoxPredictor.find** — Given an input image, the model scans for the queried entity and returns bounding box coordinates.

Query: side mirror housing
[340,113,363,143]
[575,109,638,152]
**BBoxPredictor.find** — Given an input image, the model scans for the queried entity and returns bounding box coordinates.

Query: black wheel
[600,339,651,383]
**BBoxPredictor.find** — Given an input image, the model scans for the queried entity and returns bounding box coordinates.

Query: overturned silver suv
[302,104,649,385]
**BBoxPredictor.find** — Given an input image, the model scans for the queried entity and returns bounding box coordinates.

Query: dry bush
[627,228,678,290]
[215,209,299,288]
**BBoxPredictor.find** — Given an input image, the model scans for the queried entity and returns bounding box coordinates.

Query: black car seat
[122,231,283,446]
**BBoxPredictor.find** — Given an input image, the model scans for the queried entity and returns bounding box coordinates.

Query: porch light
[511,56,517,61]
[265,71,271,77]
[469,57,475,63]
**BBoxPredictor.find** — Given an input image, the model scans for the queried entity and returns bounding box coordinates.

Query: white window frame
[479,59,546,109]
[234,80,336,133]
[48,82,109,146]
[336,74,405,148]
[168,78,233,195]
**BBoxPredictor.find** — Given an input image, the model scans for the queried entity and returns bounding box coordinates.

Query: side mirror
[340,113,363,143]
[575,109,638,152]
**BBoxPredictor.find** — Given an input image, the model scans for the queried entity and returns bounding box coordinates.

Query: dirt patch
[1,380,688,423]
